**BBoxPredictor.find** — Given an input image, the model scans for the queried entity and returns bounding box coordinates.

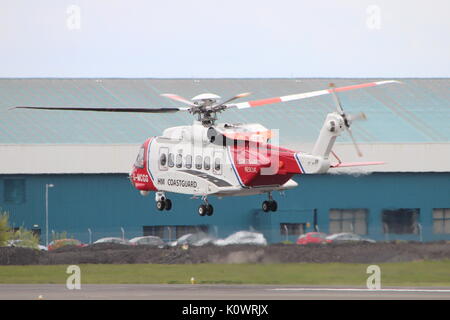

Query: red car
[296,232,331,245]
[47,239,86,251]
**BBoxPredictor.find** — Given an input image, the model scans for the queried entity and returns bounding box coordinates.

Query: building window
[329,209,368,235]
[4,179,26,204]
[382,209,420,234]
[433,208,450,234]
[280,223,305,237]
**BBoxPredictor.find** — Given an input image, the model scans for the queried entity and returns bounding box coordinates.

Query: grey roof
[0,78,449,145]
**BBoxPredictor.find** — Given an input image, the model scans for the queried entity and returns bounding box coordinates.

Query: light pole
[167,226,172,242]
[45,183,54,247]
[88,228,92,244]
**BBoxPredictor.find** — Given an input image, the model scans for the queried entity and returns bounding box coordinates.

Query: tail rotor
[328,83,367,157]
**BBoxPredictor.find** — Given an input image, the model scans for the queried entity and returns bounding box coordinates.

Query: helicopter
[13,80,399,216]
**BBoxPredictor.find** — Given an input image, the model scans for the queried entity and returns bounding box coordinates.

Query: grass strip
[0,261,449,286]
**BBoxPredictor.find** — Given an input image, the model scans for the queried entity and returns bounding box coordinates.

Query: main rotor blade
[160,93,197,107]
[346,127,363,157]
[214,92,251,109]
[233,80,400,109]
[11,106,189,113]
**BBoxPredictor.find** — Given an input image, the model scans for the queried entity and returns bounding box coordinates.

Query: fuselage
[130,122,329,198]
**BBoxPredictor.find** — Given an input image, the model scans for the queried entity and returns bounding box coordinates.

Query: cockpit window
[134,146,145,168]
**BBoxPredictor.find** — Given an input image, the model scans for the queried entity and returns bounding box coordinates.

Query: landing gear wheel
[262,200,277,212]
[164,199,172,211]
[206,204,214,216]
[262,201,271,213]
[156,200,166,211]
[269,200,278,212]
[198,204,207,216]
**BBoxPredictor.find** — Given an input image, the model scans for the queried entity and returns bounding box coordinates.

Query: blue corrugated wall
[1,173,449,244]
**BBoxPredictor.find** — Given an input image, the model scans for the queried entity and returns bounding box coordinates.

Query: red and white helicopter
[15,80,399,216]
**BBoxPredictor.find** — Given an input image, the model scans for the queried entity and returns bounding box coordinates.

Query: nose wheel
[156,199,172,211]
[155,192,172,211]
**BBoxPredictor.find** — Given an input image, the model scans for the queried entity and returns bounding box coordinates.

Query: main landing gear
[198,196,214,217]
[262,192,278,212]
[155,192,172,211]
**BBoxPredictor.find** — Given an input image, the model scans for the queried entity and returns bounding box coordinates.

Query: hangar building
[0,78,449,244]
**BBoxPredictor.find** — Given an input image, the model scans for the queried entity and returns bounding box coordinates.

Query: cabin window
[213,152,223,175]
[134,146,145,168]
[168,153,174,168]
[158,147,168,171]
[204,156,211,170]
[195,156,202,170]
[159,153,167,167]
[185,155,193,169]
[176,154,183,168]
[214,158,221,172]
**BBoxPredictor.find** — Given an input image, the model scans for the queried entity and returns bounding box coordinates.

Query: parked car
[129,236,165,247]
[326,233,376,243]
[296,232,331,245]
[169,232,216,247]
[93,237,129,245]
[7,239,48,251]
[214,231,267,246]
[47,239,85,251]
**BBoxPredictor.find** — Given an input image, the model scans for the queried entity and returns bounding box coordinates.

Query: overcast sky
[1,0,449,78]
